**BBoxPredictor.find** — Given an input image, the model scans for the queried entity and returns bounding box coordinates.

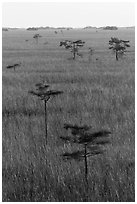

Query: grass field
[2,28,135,202]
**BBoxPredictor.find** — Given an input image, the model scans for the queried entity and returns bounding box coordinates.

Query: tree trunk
[116,51,118,61]
[44,100,48,144]
[84,144,88,184]
[29,162,34,201]
[84,144,89,201]
[73,44,76,60]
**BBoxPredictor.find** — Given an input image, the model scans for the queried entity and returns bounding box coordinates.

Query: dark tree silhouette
[60,40,85,59]
[33,34,42,44]
[60,124,111,187]
[109,37,130,61]
[29,81,63,144]
[6,63,21,71]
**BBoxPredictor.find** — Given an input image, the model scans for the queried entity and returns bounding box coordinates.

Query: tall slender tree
[29,82,63,144]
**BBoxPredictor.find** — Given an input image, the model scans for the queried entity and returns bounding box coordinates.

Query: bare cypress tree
[60,124,111,198]
[29,82,63,144]
[60,40,85,59]
[109,37,130,61]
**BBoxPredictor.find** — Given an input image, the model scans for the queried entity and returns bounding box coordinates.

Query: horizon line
[2,25,135,29]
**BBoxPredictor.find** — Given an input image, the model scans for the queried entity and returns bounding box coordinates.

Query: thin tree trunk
[116,51,118,61]
[84,144,88,201]
[84,144,88,184]
[44,100,47,144]
[73,44,76,59]
[29,162,34,201]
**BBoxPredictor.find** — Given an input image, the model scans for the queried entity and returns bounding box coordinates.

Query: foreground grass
[2,29,135,201]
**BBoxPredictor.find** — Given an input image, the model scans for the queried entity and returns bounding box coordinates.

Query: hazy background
[2,2,135,28]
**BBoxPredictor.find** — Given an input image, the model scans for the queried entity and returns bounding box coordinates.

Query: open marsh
[2,28,135,201]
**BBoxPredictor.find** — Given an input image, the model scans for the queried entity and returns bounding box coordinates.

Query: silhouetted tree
[60,124,111,186]
[60,40,85,59]
[33,34,42,44]
[6,63,21,71]
[109,37,130,61]
[29,82,63,144]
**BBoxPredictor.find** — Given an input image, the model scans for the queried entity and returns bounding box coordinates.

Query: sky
[2,2,135,28]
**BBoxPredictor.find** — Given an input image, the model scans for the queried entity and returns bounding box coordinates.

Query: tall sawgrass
[2,29,135,201]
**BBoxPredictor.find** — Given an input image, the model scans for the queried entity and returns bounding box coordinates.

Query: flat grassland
[2,28,135,201]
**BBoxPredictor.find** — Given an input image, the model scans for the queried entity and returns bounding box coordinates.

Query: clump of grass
[2,153,135,202]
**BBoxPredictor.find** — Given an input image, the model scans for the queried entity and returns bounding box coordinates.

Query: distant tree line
[83,26,97,29]
[27,27,39,31]
[2,27,19,31]
[2,28,8,31]
[103,26,118,30]
[26,27,73,31]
